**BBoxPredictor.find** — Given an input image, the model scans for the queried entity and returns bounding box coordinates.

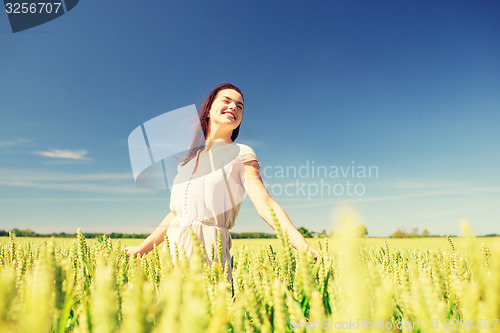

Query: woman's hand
[123,211,175,258]
[125,246,142,257]
[312,248,319,261]
[308,246,319,261]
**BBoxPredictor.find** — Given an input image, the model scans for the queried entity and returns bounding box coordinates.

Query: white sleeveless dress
[163,142,260,280]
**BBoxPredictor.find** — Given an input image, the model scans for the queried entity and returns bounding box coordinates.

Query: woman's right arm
[125,211,176,256]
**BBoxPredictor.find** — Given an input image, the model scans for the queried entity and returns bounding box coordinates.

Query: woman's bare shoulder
[236,143,256,153]
[235,143,259,165]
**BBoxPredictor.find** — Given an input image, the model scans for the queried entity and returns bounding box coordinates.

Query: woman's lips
[223,111,236,119]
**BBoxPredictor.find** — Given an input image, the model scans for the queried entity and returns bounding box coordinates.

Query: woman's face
[208,89,244,131]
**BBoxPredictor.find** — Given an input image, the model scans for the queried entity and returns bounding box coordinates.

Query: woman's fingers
[312,248,319,261]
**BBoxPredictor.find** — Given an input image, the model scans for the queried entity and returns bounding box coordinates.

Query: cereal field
[0,212,498,332]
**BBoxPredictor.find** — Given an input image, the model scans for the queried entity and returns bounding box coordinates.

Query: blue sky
[1,0,499,236]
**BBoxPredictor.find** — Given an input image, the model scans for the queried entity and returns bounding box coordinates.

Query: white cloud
[0,138,30,147]
[0,180,147,194]
[0,168,148,195]
[0,197,166,202]
[0,168,131,182]
[387,181,469,189]
[34,149,90,160]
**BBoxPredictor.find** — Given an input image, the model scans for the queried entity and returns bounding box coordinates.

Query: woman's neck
[204,139,233,152]
[205,125,234,149]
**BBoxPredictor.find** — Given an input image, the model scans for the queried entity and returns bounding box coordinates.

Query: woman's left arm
[242,160,319,259]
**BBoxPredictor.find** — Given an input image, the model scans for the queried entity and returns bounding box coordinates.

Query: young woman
[125,83,319,280]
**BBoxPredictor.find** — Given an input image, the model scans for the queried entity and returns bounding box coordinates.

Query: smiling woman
[125,83,319,280]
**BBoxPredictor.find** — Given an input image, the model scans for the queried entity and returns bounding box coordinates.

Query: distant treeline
[390,228,498,238]
[2,228,497,239]
[230,232,276,239]
[0,229,149,239]
[0,228,276,239]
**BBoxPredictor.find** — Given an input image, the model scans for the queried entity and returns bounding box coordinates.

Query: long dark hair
[179,83,244,166]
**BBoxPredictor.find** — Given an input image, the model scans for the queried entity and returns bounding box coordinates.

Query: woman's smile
[223,110,236,120]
